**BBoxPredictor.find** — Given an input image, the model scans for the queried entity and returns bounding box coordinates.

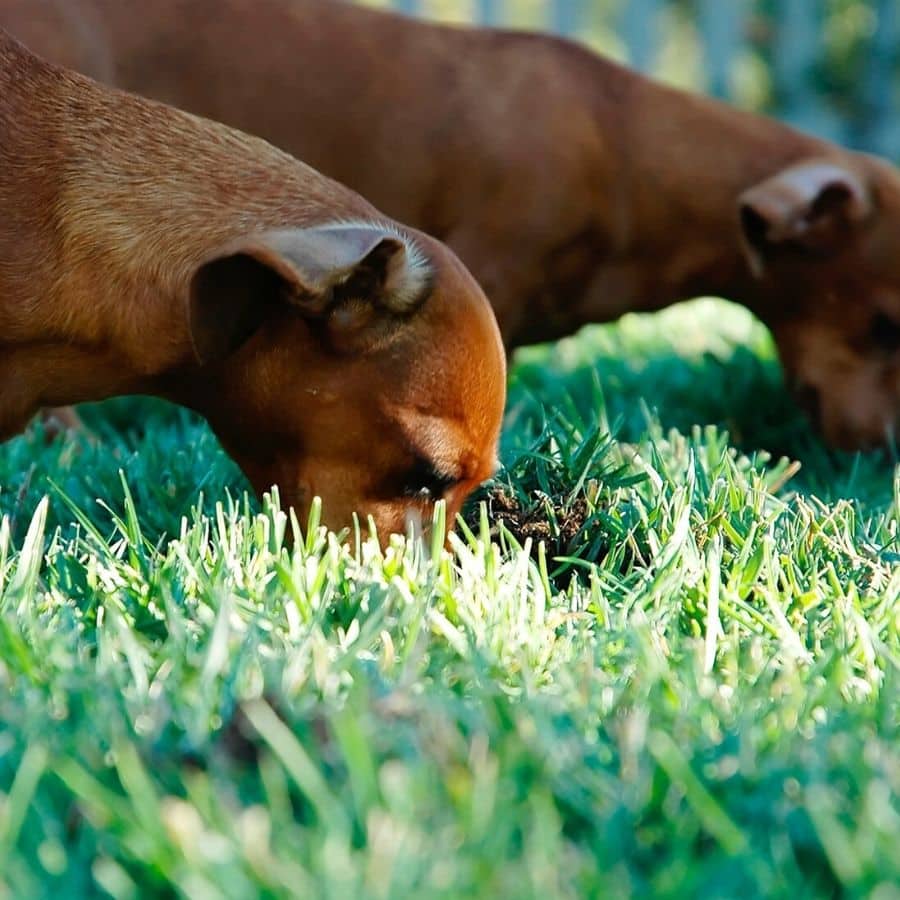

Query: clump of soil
[469,487,592,560]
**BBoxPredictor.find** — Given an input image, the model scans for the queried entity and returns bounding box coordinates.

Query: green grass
[0,298,897,898]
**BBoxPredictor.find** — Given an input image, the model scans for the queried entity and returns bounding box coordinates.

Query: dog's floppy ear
[188,223,432,364]
[738,160,873,277]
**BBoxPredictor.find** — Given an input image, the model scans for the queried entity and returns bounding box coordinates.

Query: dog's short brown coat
[7,0,899,448]
[0,28,506,538]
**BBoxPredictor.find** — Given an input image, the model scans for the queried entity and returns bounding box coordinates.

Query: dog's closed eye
[399,457,459,500]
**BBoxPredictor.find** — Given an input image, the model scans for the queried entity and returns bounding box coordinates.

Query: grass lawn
[0,298,897,898]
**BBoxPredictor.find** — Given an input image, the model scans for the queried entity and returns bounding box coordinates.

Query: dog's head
[179,221,506,540]
[738,156,900,450]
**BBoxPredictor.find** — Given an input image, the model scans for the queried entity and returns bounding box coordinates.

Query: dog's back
[0,0,629,232]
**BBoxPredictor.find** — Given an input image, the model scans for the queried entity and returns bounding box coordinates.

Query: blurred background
[360,0,900,160]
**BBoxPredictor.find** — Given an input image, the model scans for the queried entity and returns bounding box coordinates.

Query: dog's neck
[0,30,366,435]
[571,71,837,330]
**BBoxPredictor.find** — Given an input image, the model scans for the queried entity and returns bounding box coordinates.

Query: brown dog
[0,29,506,539]
[5,0,899,449]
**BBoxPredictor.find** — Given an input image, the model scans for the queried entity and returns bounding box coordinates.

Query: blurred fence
[363,0,900,159]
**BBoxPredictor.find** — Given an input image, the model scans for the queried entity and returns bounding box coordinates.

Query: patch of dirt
[472,487,591,557]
